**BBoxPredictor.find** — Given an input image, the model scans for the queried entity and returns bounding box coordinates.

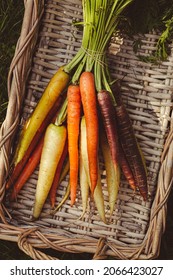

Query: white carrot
[79,117,90,217]
[33,123,67,219]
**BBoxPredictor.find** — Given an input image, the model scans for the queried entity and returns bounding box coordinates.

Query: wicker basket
[0,0,173,260]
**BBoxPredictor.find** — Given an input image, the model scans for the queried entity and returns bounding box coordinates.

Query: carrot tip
[143,194,148,201]
[70,194,76,206]
[51,202,55,209]
[91,184,96,195]
[5,182,10,190]
[9,195,15,202]
[70,200,75,207]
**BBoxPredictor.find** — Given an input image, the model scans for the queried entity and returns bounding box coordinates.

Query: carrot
[49,139,68,208]
[80,116,106,223]
[5,117,31,190]
[100,130,120,217]
[59,158,69,183]
[114,94,148,200]
[12,116,31,165]
[48,160,70,215]
[118,142,136,191]
[93,169,107,224]
[41,183,70,218]
[79,72,99,194]
[10,137,44,201]
[6,94,63,190]
[52,183,70,214]
[79,155,90,218]
[97,89,136,199]
[97,90,119,171]
[67,84,81,206]
[136,140,148,176]
[15,66,69,165]
[79,116,90,217]
[33,124,67,219]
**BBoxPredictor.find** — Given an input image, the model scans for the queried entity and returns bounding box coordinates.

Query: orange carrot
[79,72,99,194]
[10,137,44,201]
[67,84,81,206]
[49,139,68,208]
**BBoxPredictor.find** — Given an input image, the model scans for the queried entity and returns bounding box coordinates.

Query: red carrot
[97,90,119,170]
[114,92,148,200]
[6,94,63,190]
[118,142,136,191]
[10,137,44,201]
[79,72,99,194]
[49,139,68,208]
[67,84,81,206]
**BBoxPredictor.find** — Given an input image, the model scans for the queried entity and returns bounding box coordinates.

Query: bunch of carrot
[6,0,148,222]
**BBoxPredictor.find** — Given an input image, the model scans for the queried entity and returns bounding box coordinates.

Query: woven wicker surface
[0,0,173,260]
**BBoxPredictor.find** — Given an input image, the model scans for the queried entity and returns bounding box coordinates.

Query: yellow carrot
[33,123,67,219]
[15,66,69,165]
